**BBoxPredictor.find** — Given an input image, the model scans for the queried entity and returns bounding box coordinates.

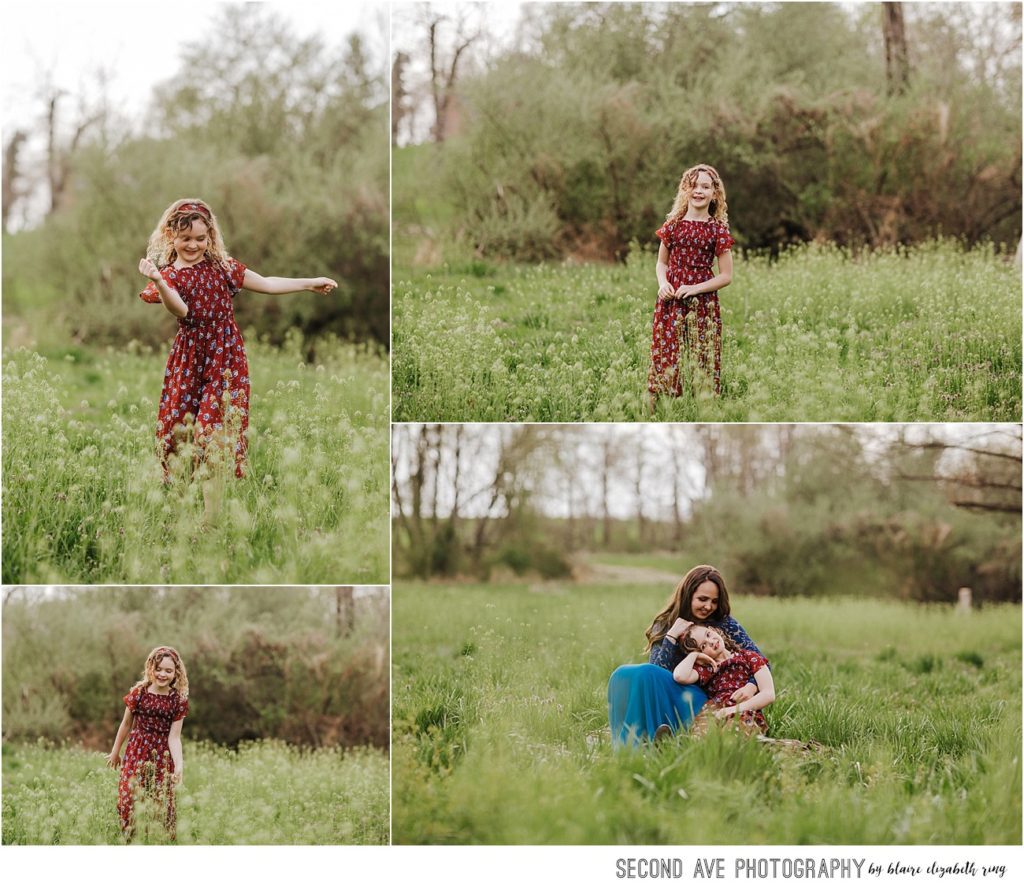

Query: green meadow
[392,584,1022,844]
[392,242,1021,422]
[2,740,389,844]
[2,336,389,584]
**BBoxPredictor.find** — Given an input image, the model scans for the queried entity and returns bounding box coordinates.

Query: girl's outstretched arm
[242,270,338,296]
[713,665,775,720]
[168,718,185,784]
[678,250,733,298]
[106,706,134,769]
[139,258,188,318]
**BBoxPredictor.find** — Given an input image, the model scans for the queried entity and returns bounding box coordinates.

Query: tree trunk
[882,3,910,96]
[335,587,355,637]
[2,130,26,233]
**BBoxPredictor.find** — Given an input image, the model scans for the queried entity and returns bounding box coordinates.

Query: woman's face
[153,656,176,689]
[690,625,725,658]
[690,580,720,620]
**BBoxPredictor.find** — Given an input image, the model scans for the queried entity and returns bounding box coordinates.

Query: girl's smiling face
[688,172,715,212]
[153,656,177,691]
[172,219,209,266]
[690,579,720,620]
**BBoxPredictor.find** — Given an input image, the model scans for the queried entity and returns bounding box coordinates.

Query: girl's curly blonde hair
[131,646,189,699]
[666,164,729,226]
[146,198,229,268]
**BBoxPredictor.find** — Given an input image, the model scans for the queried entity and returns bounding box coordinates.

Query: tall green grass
[392,584,1022,844]
[392,241,1021,422]
[2,740,389,844]
[2,334,389,583]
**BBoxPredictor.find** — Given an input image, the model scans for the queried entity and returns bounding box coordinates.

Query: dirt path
[574,559,681,587]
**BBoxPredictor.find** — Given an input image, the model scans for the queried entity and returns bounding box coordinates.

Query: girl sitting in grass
[649,164,734,410]
[138,198,337,513]
[673,623,775,735]
[106,646,189,841]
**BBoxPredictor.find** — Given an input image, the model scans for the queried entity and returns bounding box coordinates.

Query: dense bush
[1,589,389,749]
[423,3,1021,260]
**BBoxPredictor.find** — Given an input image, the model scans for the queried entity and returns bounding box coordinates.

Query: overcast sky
[392,423,1020,521]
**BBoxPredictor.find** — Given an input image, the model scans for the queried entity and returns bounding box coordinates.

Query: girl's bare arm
[168,718,185,783]
[242,269,338,296]
[715,665,775,719]
[673,651,717,685]
[656,243,675,298]
[139,258,188,318]
[679,250,733,298]
[106,707,134,768]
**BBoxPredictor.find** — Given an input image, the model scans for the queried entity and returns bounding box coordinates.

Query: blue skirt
[607,663,709,747]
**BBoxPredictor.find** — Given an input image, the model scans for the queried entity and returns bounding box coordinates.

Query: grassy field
[2,334,388,583]
[392,584,1022,844]
[2,740,389,844]
[392,242,1021,422]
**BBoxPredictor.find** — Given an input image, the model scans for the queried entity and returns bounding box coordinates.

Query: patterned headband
[176,202,211,221]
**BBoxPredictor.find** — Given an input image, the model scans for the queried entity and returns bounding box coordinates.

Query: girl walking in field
[138,198,337,494]
[607,564,766,746]
[673,623,775,735]
[649,164,734,409]
[106,646,189,841]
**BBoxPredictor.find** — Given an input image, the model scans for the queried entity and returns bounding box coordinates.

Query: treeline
[2,5,388,348]
[391,424,1022,603]
[2,588,389,748]
[430,3,1021,260]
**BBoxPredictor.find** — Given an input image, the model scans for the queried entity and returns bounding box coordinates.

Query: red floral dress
[140,257,250,478]
[117,685,189,835]
[649,218,734,397]
[693,649,770,733]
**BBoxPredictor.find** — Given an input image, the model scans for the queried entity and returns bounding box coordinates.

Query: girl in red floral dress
[106,646,190,840]
[649,164,735,410]
[138,198,337,491]
[673,623,775,735]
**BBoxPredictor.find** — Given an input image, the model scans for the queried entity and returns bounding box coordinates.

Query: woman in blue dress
[607,564,766,747]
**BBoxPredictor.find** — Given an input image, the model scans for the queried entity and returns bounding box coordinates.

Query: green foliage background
[396,3,1021,262]
[3,5,388,349]
[2,588,389,749]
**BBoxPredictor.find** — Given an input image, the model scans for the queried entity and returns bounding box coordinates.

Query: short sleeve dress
[649,218,734,397]
[693,649,769,733]
[140,257,250,478]
[117,685,189,835]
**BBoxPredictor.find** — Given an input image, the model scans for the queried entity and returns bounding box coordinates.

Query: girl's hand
[657,281,676,300]
[105,752,121,770]
[138,257,162,282]
[713,705,737,720]
[667,617,692,641]
[675,284,697,299]
[308,277,338,295]
[730,683,757,704]
[172,770,183,786]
